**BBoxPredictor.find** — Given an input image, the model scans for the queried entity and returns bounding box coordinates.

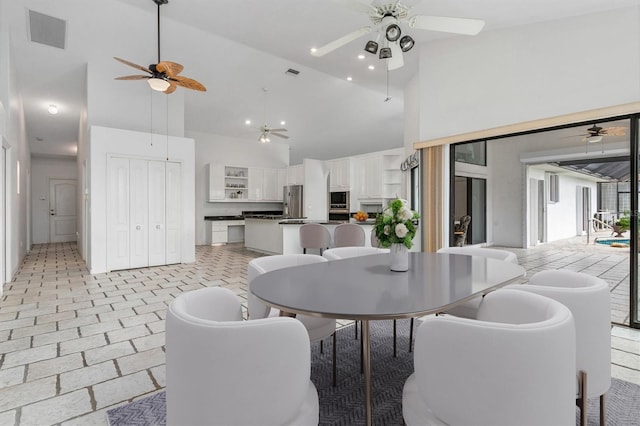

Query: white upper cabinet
[248,167,264,201]
[207,163,286,202]
[262,168,278,201]
[329,158,351,191]
[208,164,225,201]
[356,154,401,200]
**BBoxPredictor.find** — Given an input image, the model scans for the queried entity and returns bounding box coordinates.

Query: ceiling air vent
[27,10,67,50]
[285,68,300,76]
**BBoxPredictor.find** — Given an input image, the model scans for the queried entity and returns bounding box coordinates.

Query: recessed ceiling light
[357,54,365,60]
[280,120,286,126]
[368,65,375,70]
[347,76,353,81]
[310,47,317,54]
[47,104,58,115]
[245,119,251,125]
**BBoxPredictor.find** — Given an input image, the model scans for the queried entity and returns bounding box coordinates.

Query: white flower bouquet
[374,198,420,249]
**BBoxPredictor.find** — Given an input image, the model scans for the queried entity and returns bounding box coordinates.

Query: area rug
[107,320,640,425]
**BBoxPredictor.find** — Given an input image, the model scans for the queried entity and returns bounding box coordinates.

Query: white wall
[0,6,30,285]
[88,126,195,274]
[189,131,289,245]
[31,157,78,244]
[416,7,640,142]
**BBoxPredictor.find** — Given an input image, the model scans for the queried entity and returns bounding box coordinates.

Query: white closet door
[165,162,182,264]
[107,157,131,271]
[129,159,149,269]
[148,161,166,266]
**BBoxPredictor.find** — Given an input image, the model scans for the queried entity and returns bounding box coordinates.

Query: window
[454,141,486,166]
[548,173,559,203]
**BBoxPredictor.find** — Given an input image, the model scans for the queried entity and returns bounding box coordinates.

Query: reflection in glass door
[452,176,486,245]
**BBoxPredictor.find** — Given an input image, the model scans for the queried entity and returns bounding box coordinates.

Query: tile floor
[0,242,638,425]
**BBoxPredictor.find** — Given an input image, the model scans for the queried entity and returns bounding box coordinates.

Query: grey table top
[251,252,526,320]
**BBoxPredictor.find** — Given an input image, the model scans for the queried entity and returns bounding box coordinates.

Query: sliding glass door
[632,116,639,328]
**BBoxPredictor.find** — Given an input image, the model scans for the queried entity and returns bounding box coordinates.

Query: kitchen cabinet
[329,158,350,191]
[356,154,401,201]
[248,168,264,201]
[208,164,287,202]
[277,169,287,201]
[262,168,278,201]
[210,220,246,245]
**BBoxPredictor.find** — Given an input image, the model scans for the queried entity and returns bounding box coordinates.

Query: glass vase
[389,243,409,272]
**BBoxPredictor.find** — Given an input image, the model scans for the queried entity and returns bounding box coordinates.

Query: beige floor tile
[59,334,107,356]
[92,371,156,410]
[116,347,165,375]
[0,376,57,412]
[0,365,25,387]
[60,361,119,394]
[27,353,84,381]
[20,389,92,425]
[2,344,57,369]
[85,341,135,366]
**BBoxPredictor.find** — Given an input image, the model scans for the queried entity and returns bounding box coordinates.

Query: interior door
[107,158,131,271]
[165,162,181,264]
[49,179,77,242]
[129,159,149,269]
[148,161,166,267]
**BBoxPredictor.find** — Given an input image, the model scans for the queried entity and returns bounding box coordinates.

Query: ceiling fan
[258,125,289,143]
[311,0,485,70]
[572,124,627,143]
[114,0,206,94]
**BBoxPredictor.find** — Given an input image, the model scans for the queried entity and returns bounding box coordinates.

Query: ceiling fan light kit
[379,47,392,59]
[587,135,604,144]
[148,77,171,91]
[364,40,379,54]
[313,0,484,71]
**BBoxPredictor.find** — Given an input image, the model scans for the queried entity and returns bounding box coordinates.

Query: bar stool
[334,223,366,247]
[299,223,331,255]
[370,229,380,247]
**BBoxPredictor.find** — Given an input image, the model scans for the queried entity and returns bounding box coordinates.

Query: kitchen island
[244,216,375,254]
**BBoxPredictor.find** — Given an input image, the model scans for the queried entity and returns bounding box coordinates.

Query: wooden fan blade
[114,75,150,80]
[156,61,184,77]
[560,133,589,139]
[269,128,288,132]
[604,126,627,136]
[114,57,152,74]
[164,81,177,94]
[172,75,207,91]
[271,132,290,139]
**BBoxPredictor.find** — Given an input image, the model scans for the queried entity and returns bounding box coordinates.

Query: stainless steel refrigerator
[283,185,303,218]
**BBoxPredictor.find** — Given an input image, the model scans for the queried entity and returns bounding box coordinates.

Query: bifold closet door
[165,162,182,264]
[129,159,150,268]
[107,158,131,271]
[148,161,166,267]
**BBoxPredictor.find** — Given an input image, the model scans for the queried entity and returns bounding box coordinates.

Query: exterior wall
[31,157,78,244]
[88,126,195,274]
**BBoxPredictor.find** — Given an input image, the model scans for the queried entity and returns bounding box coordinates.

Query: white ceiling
[6,0,638,163]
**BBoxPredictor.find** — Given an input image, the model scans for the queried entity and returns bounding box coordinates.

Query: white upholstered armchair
[402,288,576,426]
[166,286,319,426]
[507,269,611,426]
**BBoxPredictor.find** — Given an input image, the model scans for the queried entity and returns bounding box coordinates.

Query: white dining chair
[248,254,338,386]
[506,269,611,426]
[299,223,331,254]
[435,246,519,318]
[333,223,366,247]
[402,288,576,426]
[166,286,319,426]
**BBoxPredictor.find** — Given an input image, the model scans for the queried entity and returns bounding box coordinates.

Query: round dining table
[250,251,526,426]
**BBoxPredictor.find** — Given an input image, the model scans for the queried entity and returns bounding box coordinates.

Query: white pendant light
[148,78,170,91]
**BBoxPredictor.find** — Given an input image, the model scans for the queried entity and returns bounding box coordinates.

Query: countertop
[204,215,245,221]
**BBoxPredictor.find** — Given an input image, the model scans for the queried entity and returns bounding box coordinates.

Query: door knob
[136,225,141,230]
[156,224,162,229]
